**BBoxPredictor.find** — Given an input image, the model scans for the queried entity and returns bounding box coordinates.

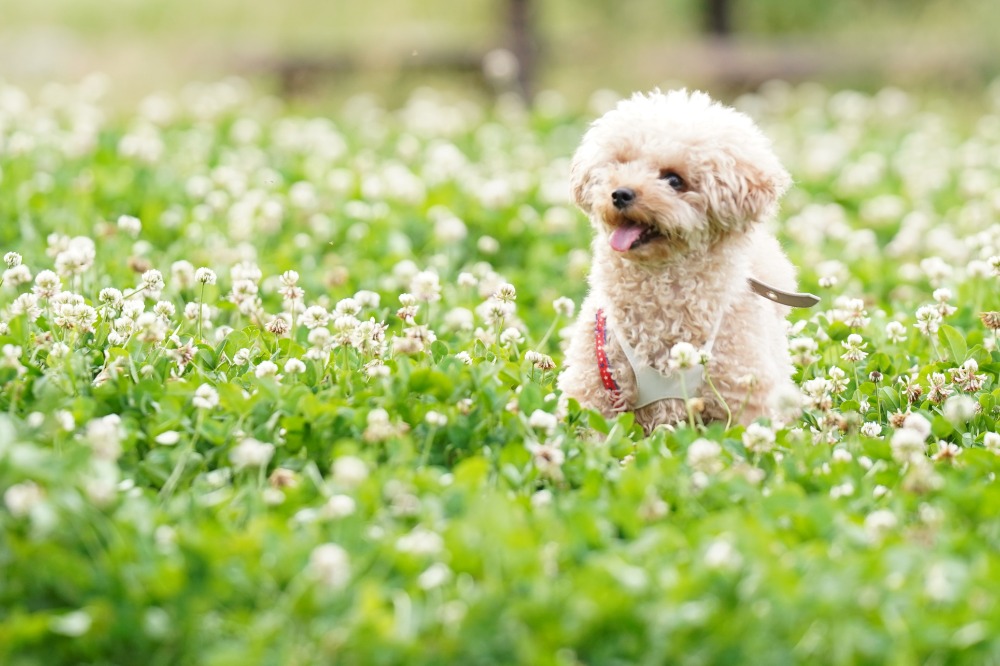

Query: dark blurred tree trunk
[704,0,733,37]
[508,0,537,99]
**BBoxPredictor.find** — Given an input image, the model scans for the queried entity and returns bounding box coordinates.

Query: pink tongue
[609,224,645,252]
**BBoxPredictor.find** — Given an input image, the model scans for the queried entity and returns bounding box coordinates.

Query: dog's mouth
[608,221,662,252]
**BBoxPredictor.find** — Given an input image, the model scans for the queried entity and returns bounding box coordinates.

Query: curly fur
[557,89,798,432]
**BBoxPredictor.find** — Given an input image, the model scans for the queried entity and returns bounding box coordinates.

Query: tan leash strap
[747,278,820,308]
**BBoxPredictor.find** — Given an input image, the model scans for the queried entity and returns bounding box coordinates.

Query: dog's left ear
[707,156,792,229]
[568,143,597,213]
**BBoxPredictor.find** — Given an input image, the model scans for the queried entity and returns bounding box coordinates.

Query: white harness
[613,313,724,409]
[603,278,818,409]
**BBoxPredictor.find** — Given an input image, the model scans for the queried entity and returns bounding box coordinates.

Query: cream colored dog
[557,89,812,432]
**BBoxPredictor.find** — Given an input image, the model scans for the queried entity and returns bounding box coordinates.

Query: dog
[557,89,816,432]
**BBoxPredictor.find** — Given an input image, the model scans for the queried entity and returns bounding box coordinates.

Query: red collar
[594,309,621,400]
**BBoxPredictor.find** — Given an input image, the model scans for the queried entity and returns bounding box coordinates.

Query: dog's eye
[659,171,685,191]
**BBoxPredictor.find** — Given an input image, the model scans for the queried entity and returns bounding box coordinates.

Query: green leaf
[938,324,968,364]
[430,340,449,363]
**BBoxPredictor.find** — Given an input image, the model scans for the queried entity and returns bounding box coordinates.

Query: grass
[1,77,1000,664]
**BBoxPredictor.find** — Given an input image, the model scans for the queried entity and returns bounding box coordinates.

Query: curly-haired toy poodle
[557,89,817,432]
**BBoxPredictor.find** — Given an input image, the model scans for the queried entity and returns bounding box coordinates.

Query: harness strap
[594,309,621,401]
[592,277,819,409]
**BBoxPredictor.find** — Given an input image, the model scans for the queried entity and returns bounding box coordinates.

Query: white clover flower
[354,290,380,309]
[531,489,554,509]
[425,410,448,427]
[444,307,475,331]
[528,409,558,435]
[477,298,515,326]
[284,358,306,375]
[885,320,908,343]
[308,543,351,589]
[4,480,44,518]
[153,300,175,320]
[334,298,361,317]
[122,299,144,319]
[552,296,575,318]
[832,448,853,464]
[33,270,62,298]
[192,383,219,409]
[54,239,95,277]
[98,287,124,309]
[861,422,883,438]
[531,442,565,478]
[983,432,1000,453]
[3,252,22,268]
[942,395,977,424]
[455,351,473,365]
[902,412,932,439]
[264,314,291,337]
[184,302,212,323]
[255,360,280,379]
[830,482,855,499]
[951,358,986,392]
[418,562,452,590]
[499,327,524,346]
[154,430,181,446]
[891,427,927,464]
[932,287,957,317]
[477,236,500,254]
[396,526,444,556]
[864,509,898,544]
[84,414,124,461]
[840,333,868,363]
[299,305,330,330]
[770,384,804,425]
[280,270,300,287]
[230,437,275,470]
[232,347,254,365]
[50,610,93,637]
[2,264,31,287]
[687,438,723,474]
[667,341,702,370]
[931,441,962,462]
[53,301,98,333]
[920,256,953,286]
[171,260,195,289]
[742,423,776,453]
[494,282,517,303]
[457,272,477,288]
[195,267,217,285]
[524,350,556,370]
[704,537,743,571]
[9,293,41,321]
[789,336,819,366]
[55,410,75,431]
[332,455,368,488]
[839,297,870,329]
[915,305,942,337]
[134,312,167,343]
[141,269,164,292]
[410,270,442,303]
[1,344,25,376]
[48,342,70,362]
[322,494,357,519]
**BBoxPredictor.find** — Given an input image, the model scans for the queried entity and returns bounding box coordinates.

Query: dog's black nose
[611,187,636,209]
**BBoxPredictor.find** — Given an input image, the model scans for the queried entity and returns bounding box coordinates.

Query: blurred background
[2,0,999,107]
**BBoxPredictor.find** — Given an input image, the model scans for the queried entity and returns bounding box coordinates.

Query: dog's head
[570,89,791,260]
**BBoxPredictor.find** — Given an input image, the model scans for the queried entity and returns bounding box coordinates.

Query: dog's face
[570,89,791,261]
